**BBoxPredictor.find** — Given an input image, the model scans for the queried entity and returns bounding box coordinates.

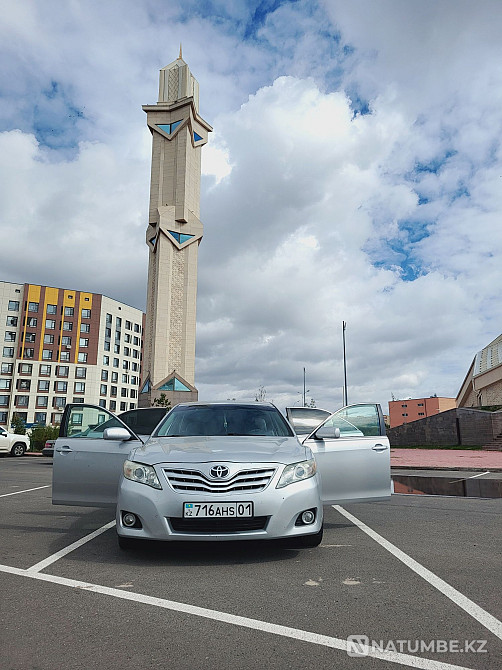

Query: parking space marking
[0,562,476,670]
[333,505,502,642]
[26,521,116,573]
[0,485,50,498]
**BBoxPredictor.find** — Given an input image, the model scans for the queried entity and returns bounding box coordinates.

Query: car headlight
[123,460,162,489]
[276,459,317,488]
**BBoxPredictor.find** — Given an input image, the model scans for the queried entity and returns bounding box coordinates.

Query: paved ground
[1,457,501,670]
[391,449,502,470]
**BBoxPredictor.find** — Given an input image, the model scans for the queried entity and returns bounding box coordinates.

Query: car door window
[65,405,122,438]
[315,404,383,438]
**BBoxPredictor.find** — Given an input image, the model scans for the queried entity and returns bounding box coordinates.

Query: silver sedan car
[52,401,390,550]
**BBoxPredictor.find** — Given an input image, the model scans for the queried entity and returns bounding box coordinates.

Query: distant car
[0,427,31,457]
[52,401,391,550]
[43,408,169,456]
[42,440,56,457]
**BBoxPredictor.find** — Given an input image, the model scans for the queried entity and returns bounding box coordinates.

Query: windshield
[154,404,294,438]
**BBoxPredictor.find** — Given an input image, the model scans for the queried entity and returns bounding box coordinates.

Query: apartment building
[388,396,456,428]
[0,281,145,427]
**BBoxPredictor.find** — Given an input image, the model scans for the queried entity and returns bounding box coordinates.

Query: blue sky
[1,0,502,410]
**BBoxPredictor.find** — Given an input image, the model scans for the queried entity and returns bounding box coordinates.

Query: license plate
[183,502,253,518]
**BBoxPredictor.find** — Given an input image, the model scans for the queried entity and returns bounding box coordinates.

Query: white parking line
[0,485,50,498]
[0,563,476,670]
[27,521,116,573]
[333,505,502,642]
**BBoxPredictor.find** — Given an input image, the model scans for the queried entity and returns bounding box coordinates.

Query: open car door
[285,407,332,436]
[52,403,141,507]
[302,403,391,504]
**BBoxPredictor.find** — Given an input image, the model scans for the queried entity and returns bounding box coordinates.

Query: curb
[391,465,502,472]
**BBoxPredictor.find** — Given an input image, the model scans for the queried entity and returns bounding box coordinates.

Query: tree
[255,386,266,402]
[152,393,172,409]
[11,414,26,435]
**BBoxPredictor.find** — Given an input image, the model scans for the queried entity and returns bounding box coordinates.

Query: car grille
[169,516,269,533]
[163,467,276,494]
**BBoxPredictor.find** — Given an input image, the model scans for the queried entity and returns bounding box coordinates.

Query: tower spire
[179,43,182,59]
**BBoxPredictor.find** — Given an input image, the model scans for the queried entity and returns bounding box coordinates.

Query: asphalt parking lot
[1,457,501,670]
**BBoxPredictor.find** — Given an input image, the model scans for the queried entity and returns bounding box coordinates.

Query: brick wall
[387,408,502,446]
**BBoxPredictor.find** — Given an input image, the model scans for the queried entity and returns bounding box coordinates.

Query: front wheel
[11,443,26,457]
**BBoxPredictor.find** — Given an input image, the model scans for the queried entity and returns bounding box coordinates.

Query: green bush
[11,414,26,435]
[29,424,60,451]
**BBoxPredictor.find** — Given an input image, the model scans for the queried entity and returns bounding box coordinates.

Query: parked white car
[0,427,31,457]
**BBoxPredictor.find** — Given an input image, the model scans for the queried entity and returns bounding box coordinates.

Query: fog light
[123,513,137,527]
[301,510,315,525]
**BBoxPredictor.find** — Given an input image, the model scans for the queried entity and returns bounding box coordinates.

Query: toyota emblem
[209,465,229,479]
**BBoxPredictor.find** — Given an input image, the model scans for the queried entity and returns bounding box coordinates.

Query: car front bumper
[116,463,322,542]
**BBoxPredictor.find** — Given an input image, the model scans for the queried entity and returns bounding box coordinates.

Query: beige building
[457,334,502,407]
[0,280,144,427]
[140,51,212,407]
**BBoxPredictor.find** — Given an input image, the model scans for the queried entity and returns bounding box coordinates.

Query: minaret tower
[139,51,212,407]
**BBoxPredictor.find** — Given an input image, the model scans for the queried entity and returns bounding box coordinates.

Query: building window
[56,366,69,377]
[0,396,9,406]
[17,379,31,391]
[132,363,138,372]
[18,363,33,374]
[64,307,74,316]
[114,345,120,354]
[75,367,87,379]
[3,347,14,358]
[63,322,73,332]
[124,334,131,343]
[26,317,37,327]
[34,412,47,424]
[24,349,35,359]
[100,384,107,395]
[38,380,50,392]
[402,413,408,416]
[13,412,27,423]
[15,395,29,407]
[0,379,11,390]
[401,404,407,408]
[120,388,128,397]
[133,350,139,359]
[39,364,51,376]
[103,355,109,366]
[8,300,19,311]
[1,363,13,374]
[81,309,91,319]
[99,399,106,408]
[125,320,131,330]
[80,323,90,333]
[44,334,54,344]
[120,402,127,412]
[105,327,112,338]
[45,319,56,330]
[106,313,112,324]
[62,335,72,346]
[123,361,129,370]
[72,397,84,404]
[115,331,121,342]
[79,338,89,348]
[24,332,36,343]
[74,382,85,393]
[116,317,122,328]
[5,332,16,342]
[101,370,108,381]
[417,403,424,407]
[28,302,39,312]
[130,390,137,399]
[133,336,140,346]
[53,397,66,409]
[418,412,425,416]
[113,358,119,368]
[110,400,117,411]
[60,351,70,361]
[55,381,68,393]
[124,347,130,356]
[46,304,57,314]
[111,386,117,397]
[104,341,111,351]
[78,352,88,363]
[0,412,7,423]
[36,397,48,407]
[111,372,118,382]
[122,374,129,383]
[6,316,18,327]
[134,324,140,333]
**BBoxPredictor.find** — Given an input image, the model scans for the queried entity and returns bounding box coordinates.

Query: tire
[286,526,323,549]
[10,442,26,457]
[118,535,139,550]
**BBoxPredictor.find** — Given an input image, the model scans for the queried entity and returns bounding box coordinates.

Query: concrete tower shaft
[140,56,212,407]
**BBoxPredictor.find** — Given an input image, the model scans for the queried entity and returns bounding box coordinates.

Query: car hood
[130,435,308,465]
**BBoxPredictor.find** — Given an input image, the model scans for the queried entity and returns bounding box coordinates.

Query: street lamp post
[342,321,348,406]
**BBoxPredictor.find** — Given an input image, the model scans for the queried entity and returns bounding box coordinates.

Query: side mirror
[313,425,341,439]
[103,427,132,441]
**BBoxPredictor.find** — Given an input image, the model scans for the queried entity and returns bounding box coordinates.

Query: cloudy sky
[1,0,502,411]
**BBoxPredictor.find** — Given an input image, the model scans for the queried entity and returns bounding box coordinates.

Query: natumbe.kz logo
[346,635,488,657]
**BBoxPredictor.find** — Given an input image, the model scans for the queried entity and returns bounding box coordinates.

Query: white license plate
[183,502,253,518]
